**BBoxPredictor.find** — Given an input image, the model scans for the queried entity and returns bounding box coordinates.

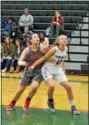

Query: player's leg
[41,66,55,112]
[46,78,56,113]
[23,74,42,111]
[60,81,80,115]
[6,85,26,110]
[23,81,40,111]
[55,71,80,115]
[47,79,55,99]
[6,73,30,110]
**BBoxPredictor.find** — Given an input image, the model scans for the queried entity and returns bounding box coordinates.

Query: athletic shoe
[23,99,30,111]
[71,106,80,115]
[48,100,56,113]
[6,103,15,111]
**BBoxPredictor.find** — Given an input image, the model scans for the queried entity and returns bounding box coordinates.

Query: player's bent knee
[31,87,39,93]
[31,82,40,91]
[66,85,71,91]
[48,84,55,89]
[34,85,39,90]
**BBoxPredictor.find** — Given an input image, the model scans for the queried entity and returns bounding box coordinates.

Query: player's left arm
[61,47,68,74]
[29,47,56,71]
[61,62,66,74]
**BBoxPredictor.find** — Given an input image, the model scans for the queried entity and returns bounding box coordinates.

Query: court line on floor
[1,75,88,83]
[1,92,66,99]
[1,94,14,99]
[1,106,88,113]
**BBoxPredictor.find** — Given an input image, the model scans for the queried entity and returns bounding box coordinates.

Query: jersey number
[56,60,62,65]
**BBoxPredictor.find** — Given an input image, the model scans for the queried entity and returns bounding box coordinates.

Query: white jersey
[44,46,67,71]
[50,46,67,65]
[41,46,68,82]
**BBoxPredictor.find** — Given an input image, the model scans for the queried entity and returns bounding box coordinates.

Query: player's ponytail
[53,36,59,46]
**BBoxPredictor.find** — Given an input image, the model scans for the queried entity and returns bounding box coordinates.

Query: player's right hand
[29,65,35,71]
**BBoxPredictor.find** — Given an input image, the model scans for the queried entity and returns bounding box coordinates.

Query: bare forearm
[33,57,46,67]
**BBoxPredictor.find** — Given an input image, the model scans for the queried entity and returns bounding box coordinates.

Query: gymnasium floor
[1,73,88,125]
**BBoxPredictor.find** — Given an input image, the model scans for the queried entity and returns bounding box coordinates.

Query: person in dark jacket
[9,23,22,44]
[1,18,14,36]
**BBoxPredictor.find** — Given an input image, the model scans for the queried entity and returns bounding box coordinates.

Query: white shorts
[41,64,68,83]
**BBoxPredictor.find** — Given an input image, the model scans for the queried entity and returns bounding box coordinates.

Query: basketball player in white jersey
[30,35,80,115]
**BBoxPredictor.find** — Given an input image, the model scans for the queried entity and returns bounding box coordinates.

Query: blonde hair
[24,26,29,30]
[53,35,68,46]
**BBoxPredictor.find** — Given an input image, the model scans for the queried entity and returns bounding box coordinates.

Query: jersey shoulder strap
[65,47,68,52]
[54,46,59,52]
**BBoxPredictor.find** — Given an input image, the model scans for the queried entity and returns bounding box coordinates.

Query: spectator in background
[19,8,34,32]
[10,39,24,73]
[22,27,33,46]
[39,33,49,53]
[9,23,22,44]
[50,11,64,37]
[39,33,49,51]
[1,37,16,72]
[1,17,14,36]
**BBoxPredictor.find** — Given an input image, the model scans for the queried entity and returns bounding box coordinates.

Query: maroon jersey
[24,48,44,75]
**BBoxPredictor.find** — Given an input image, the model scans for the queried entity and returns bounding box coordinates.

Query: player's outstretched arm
[30,47,56,71]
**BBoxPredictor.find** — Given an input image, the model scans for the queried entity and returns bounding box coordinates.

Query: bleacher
[1,1,89,75]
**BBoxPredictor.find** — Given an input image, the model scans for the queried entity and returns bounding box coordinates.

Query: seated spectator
[22,26,33,46]
[50,11,64,37]
[9,23,22,44]
[45,26,51,37]
[10,39,24,73]
[1,37,16,72]
[39,33,49,53]
[19,8,34,32]
[1,17,14,36]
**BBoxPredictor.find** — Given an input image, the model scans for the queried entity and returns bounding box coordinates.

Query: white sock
[70,100,75,107]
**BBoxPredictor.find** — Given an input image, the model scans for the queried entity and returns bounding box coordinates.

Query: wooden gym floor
[1,73,88,125]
